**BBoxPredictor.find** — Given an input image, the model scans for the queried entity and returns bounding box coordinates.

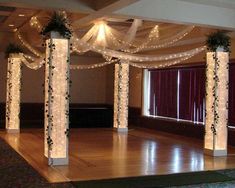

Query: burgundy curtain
[149,71,157,115]
[149,69,178,118]
[178,67,205,122]
[148,64,235,125]
[229,63,235,126]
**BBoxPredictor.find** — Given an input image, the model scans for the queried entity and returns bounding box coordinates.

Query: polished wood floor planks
[1,128,235,183]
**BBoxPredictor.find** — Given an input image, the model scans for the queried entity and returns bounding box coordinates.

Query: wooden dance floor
[1,128,235,183]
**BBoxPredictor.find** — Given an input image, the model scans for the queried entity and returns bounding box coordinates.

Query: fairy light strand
[15,30,43,57]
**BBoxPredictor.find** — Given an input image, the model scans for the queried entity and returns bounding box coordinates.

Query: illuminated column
[204,51,229,156]
[6,54,22,133]
[113,61,129,132]
[44,32,70,165]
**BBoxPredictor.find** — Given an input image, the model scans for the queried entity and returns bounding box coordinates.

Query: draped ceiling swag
[1,9,219,69]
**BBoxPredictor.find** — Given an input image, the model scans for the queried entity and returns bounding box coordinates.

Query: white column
[113,61,129,132]
[6,54,22,133]
[204,51,229,156]
[44,32,70,165]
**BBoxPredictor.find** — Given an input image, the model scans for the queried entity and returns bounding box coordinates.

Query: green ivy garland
[6,60,13,128]
[5,43,23,58]
[45,38,71,165]
[117,62,122,127]
[206,31,231,52]
[5,44,23,129]
[41,12,72,39]
[211,53,220,135]
[46,39,55,165]
[65,55,70,138]
[205,31,230,136]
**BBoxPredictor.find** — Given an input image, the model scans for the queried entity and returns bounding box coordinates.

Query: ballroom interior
[0,0,235,187]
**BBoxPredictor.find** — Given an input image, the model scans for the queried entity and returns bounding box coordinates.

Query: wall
[129,67,142,108]
[105,64,114,105]
[70,56,108,104]
[0,53,109,104]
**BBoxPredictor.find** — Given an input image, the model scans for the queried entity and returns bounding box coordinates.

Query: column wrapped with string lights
[113,61,129,132]
[5,53,22,133]
[204,50,229,156]
[44,31,70,165]
[204,31,230,156]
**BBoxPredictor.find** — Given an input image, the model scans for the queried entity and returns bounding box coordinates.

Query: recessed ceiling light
[8,24,14,27]
[18,14,25,17]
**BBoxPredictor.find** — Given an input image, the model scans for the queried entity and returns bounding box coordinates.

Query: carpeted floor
[1,137,235,188]
[0,138,74,188]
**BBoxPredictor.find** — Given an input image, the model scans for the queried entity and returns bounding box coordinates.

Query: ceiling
[0,0,232,57]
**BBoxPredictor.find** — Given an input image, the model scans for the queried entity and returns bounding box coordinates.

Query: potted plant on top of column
[41,12,72,39]
[206,31,230,52]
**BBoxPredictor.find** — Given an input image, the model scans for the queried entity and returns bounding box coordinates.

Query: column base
[6,129,20,133]
[114,127,128,133]
[204,149,227,156]
[48,157,68,166]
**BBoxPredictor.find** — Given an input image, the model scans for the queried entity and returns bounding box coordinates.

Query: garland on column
[42,12,71,165]
[115,61,129,129]
[6,58,13,128]
[211,53,219,135]
[206,31,230,136]
[117,62,122,128]
[65,54,71,138]
[5,44,23,130]
[41,12,72,39]
[46,39,55,161]
[5,43,23,58]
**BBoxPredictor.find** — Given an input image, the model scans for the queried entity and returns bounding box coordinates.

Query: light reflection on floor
[1,128,235,182]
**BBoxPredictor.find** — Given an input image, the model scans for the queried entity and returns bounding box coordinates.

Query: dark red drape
[149,69,178,118]
[148,64,235,125]
[178,67,205,122]
[229,64,235,126]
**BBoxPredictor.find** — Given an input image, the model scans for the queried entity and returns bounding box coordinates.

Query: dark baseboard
[228,128,235,146]
[128,107,142,126]
[0,103,113,129]
[138,115,204,139]
[128,107,235,147]
[1,103,234,147]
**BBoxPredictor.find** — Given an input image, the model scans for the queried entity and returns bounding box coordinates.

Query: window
[229,64,235,126]
[143,64,235,126]
[144,66,206,124]
[178,67,205,123]
[148,69,178,119]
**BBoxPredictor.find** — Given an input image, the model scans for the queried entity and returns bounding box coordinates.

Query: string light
[124,26,195,53]
[78,39,206,62]
[204,51,229,156]
[6,54,22,133]
[20,45,204,70]
[113,61,129,132]
[15,30,43,57]
[44,35,70,165]
[18,15,203,70]
[70,59,118,70]
[108,24,160,51]
[29,16,194,54]
[30,16,43,32]
[21,54,45,70]
[18,26,205,70]
[128,54,195,69]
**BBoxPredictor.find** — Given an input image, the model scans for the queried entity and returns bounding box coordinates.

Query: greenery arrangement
[5,43,23,58]
[41,12,72,39]
[206,31,231,52]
